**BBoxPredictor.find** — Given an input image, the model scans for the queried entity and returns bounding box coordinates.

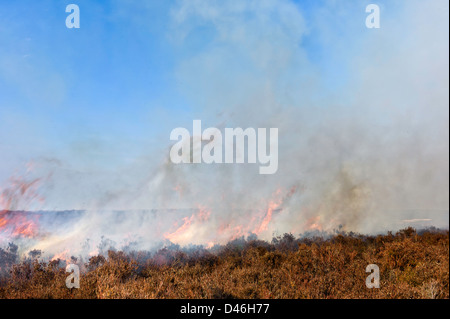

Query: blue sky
[0,0,448,213]
[1,1,181,173]
[0,0,372,154]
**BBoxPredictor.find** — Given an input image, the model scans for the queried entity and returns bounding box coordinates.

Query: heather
[0,227,448,299]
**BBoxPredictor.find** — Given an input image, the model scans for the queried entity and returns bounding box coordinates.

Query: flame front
[0,177,42,239]
[163,187,298,247]
[164,205,211,244]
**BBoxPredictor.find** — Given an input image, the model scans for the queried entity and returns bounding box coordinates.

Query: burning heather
[0,180,304,259]
[0,178,42,239]
[0,228,448,299]
[0,173,447,264]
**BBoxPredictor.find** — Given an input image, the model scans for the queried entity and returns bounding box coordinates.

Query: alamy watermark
[66,264,80,289]
[64,3,379,30]
[65,4,80,29]
[169,120,278,174]
[366,4,380,29]
[366,264,380,288]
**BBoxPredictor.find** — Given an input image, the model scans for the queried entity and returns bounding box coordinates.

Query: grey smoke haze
[0,0,448,256]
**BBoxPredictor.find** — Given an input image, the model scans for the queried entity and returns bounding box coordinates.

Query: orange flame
[164,205,211,244]
[51,249,72,264]
[0,177,42,239]
[254,186,297,235]
[305,216,323,231]
[204,186,298,245]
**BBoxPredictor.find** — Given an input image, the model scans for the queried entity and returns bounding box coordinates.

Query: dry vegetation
[0,227,448,299]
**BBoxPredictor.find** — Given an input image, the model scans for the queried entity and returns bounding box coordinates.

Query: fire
[254,186,297,235]
[254,199,280,235]
[0,177,42,239]
[0,211,40,238]
[165,186,299,247]
[51,249,72,264]
[229,225,245,241]
[165,214,196,242]
[89,249,100,257]
[0,174,306,256]
[164,205,211,244]
[305,216,323,231]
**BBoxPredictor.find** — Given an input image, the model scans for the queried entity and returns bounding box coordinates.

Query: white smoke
[1,0,448,256]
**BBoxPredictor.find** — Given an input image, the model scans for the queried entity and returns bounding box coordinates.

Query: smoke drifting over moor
[0,0,448,257]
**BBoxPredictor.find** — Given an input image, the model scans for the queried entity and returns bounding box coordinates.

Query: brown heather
[0,227,448,299]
